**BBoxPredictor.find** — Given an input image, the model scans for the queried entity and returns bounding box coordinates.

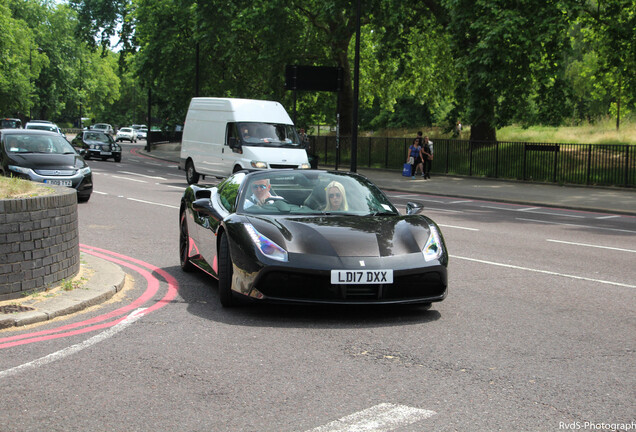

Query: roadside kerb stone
[0,252,126,328]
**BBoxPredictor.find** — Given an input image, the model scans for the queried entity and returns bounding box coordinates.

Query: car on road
[115,127,137,143]
[1,118,22,129]
[25,121,63,135]
[91,123,114,136]
[71,130,122,162]
[0,129,92,202]
[179,169,448,307]
[136,127,147,140]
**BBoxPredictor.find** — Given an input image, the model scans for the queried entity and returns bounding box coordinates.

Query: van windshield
[237,122,301,148]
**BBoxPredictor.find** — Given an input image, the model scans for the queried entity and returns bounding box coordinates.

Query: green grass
[0,176,54,199]
[314,117,636,146]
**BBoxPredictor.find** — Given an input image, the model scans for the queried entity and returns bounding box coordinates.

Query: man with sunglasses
[244,178,282,208]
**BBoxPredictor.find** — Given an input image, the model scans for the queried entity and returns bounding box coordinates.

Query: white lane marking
[94,191,108,195]
[481,205,585,218]
[112,175,147,183]
[0,309,146,380]
[449,200,473,204]
[451,255,636,289]
[516,218,636,234]
[305,403,436,432]
[596,215,620,220]
[158,183,187,190]
[424,207,464,214]
[127,198,179,209]
[439,224,479,231]
[118,171,167,180]
[547,239,636,253]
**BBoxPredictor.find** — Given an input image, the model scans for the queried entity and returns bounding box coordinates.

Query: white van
[179,97,310,183]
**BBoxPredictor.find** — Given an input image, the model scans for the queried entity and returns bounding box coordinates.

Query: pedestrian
[406,136,422,179]
[454,121,462,138]
[422,136,434,179]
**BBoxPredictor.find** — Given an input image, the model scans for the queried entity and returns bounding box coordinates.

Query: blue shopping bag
[402,163,412,177]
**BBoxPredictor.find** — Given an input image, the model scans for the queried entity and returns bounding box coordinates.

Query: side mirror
[405,201,423,215]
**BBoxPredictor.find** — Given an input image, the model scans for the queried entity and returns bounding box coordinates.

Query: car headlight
[299,163,311,169]
[244,223,288,262]
[79,166,92,175]
[423,225,443,262]
[8,165,32,175]
[250,161,268,169]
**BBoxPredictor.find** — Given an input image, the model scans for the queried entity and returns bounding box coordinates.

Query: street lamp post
[29,47,43,119]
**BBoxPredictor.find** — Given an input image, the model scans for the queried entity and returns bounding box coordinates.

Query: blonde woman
[324,181,348,211]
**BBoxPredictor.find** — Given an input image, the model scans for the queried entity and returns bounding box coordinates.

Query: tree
[444,0,574,141]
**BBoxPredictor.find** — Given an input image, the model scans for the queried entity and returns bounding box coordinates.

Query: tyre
[218,233,236,307]
[179,211,195,272]
[186,160,200,184]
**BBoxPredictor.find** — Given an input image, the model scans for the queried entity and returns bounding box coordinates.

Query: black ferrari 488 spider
[179,169,448,307]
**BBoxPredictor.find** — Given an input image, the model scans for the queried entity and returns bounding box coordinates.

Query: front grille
[34,169,75,176]
[269,164,297,169]
[256,271,446,302]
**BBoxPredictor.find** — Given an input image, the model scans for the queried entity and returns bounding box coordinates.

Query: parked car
[136,127,148,140]
[71,130,122,162]
[25,121,63,135]
[0,129,92,202]
[115,127,137,143]
[90,123,114,136]
[179,169,448,307]
[1,118,22,129]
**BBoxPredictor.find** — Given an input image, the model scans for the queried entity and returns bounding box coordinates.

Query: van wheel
[186,160,199,184]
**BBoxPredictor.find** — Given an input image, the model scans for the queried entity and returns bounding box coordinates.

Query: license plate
[100,151,112,155]
[331,269,393,285]
[45,180,72,187]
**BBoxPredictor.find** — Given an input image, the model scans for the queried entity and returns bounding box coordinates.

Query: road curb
[0,252,126,329]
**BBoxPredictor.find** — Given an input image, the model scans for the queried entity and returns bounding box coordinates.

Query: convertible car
[179,170,448,307]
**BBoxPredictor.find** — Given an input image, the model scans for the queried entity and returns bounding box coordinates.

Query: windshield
[237,122,301,147]
[1,119,21,129]
[4,134,77,155]
[238,171,399,216]
[83,132,112,143]
[26,124,57,132]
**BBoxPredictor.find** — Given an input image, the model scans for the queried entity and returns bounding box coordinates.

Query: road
[1,142,634,432]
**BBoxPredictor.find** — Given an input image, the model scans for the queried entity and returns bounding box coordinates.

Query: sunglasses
[329,193,341,199]
[252,184,268,190]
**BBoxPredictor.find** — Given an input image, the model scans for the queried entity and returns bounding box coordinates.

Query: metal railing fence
[308,136,635,188]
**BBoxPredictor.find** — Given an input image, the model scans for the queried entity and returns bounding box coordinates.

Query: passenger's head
[325,181,348,211]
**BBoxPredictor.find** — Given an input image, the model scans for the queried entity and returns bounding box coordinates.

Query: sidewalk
[143,142,636,216]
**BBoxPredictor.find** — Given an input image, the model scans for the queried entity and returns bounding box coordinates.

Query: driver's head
[251,179,271,203]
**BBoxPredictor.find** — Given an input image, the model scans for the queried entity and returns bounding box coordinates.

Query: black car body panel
[71,131,122,161]
[180,170,448,306]
[0,129,92,201]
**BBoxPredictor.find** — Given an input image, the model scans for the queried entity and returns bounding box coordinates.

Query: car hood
[9,153,85,170]
[247,215,431,257]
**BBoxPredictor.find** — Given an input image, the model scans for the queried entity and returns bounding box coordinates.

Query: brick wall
[0,186,79,301]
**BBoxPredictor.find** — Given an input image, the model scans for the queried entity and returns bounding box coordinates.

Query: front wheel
[186,160,200,184]
[179,211,195,272]
[218,233,236,307]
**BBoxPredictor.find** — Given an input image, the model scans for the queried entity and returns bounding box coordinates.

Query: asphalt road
[1,142,634,432]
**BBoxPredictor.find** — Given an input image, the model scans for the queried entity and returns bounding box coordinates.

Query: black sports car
[179,170,448,307]
[71,130,122,162]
